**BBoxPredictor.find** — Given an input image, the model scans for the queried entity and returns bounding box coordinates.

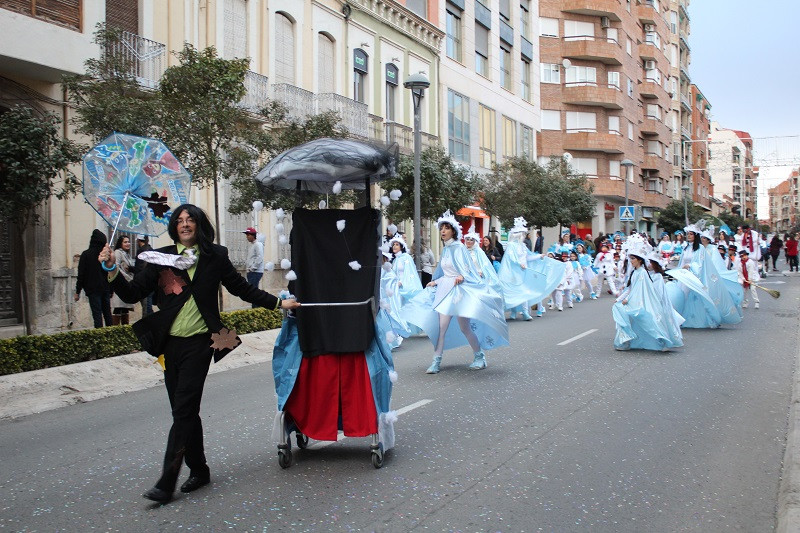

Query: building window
[670,11,678,34]
[608,116,620,135]
[609,160,621,179]
[385,63,398,121]
[647,140,662,156]
[542,110,561,131]
[479,104,496,168]
[406,0,427,18]
[572,157,598,178]
[565,65,596,86]
[540,17,559,37]
[606,27,618,43]
[317,33,335,94]
[223,0,247,59]
[499,0,510,21]
[564,20,594,41]
[608,71,620,89]
[500,46,512,91]
[520,0,530,38]
[521,59,531,101]
[446,9,462,62]
[475,23,489,77]
[353,48,368,104]
[626,38,632,55]
[521,124,533,159]
[627,78,633,97]
[274,13,295,84]
[448,89,470,163]
[541,63,560,84]
[566,111,597,133]
[646,104,661,120]
[628,121,634,140]
[502,116,516,158]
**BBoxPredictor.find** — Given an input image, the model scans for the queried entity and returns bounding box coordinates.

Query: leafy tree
[64,25,159,141]
[655,200,707,235]
[481,157,595,230]
[0,106,84,332]
[379,146,479,222]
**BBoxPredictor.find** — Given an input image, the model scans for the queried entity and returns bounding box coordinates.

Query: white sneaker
[568,302,574,308]
[557,306,563,311]
[742,302,749,308]
[755,302,759,309]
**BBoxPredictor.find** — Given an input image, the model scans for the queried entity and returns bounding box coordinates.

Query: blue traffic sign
[619,205,635,221]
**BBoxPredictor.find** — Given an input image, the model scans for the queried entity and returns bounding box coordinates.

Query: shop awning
[457,205,489,219]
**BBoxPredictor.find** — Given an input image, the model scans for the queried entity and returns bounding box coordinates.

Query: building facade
[768,169,799,234]
[708,123,758,219]
[689,83,712,210]
[537,0,675,237]
[0,0,442,334]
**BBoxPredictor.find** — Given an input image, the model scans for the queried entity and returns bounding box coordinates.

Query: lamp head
[403,73,430,91]
[620,159,634,167]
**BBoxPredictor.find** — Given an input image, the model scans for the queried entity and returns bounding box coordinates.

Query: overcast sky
[689,0,800,218]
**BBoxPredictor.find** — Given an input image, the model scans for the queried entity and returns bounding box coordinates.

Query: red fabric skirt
[284,352,378,441]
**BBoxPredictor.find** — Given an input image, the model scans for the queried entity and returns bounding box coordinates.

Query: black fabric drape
[291,207,379,356]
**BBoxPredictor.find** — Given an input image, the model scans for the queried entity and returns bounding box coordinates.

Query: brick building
[768,169,799,234]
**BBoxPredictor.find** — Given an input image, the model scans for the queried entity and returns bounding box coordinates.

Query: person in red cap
[243,227,264,304]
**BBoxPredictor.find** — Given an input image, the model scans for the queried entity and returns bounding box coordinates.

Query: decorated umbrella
[82,132,191,244]
[254,137,397,196]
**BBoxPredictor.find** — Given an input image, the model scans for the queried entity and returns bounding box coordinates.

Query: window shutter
[274,14,295,84]
[317,34,335,93]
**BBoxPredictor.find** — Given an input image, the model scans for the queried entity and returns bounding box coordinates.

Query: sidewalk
[0,329,280,421]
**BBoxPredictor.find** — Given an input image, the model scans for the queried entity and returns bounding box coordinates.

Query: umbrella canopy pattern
[254,138,397,194]
[83,132,191,236]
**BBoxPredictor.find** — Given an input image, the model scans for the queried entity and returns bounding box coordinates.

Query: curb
[0,329,280,421]
[777,323,800,532]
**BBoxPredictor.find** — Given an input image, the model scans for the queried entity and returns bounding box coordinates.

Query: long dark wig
[168,204,216,254]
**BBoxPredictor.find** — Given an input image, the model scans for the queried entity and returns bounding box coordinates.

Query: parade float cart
[255,138,398,469]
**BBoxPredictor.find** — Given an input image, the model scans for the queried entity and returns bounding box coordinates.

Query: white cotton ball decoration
[332,181,342,194]
[349,261,362,271]
[385,410,398,424]
[280,258,291,270]
[381,262,392,272]
[388,370,398,383]
[388,224,397,235]
[385,331,397,344]
[380,299,391,311]
[265,262,275,272]
[380,196,390,206]
[389,189,402,201]
[380,243,390,253]
[386,287,394,297]
[336,219,346,232]
[276,208,285,219]
[279,290,290,299]
[278,234,288,245]
[285,270,297,281]
[319,200,327,209]
[275,223,285,234]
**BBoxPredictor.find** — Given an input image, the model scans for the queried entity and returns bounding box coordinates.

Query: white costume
[733,254,760,308]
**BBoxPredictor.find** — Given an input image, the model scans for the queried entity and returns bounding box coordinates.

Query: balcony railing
[271,83,315,122]
[317,93,369,138]
[110,31,167,89]
[385,122,438,154]
[369,114,384,143]
[238,70,270,112]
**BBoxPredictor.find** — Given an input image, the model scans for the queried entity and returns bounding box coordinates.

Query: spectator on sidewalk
[786,233,798,272]
[110,235,136,325]
[243,227,264,307]
[74,229,112,328]
[135,235,154,316]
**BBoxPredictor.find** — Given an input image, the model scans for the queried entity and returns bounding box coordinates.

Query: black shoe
[143,486,173,504]
[180,475,210,493]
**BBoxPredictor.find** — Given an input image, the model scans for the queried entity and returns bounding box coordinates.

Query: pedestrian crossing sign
[619,206,635,221]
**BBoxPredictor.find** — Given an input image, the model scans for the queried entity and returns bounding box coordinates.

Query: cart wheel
[371,449,384,469]
[278,449,292,469]
[296,433,309,449]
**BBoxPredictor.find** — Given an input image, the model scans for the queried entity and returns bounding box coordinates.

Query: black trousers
[155,333,213,491]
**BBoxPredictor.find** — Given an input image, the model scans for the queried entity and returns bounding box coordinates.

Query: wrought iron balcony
[238,70,270,113]
[385,121,438,154]
[109,31,167,89]
[271,83,315,122]
[317,93,369,138]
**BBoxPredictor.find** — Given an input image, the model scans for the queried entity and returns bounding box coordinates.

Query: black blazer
[111,243,280,362]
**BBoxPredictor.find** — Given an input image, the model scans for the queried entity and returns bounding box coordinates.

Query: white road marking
[557,328,599,346]
[759,281,786,285]
[307,399,433,449]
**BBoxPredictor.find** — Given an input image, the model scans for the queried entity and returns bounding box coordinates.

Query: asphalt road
[1,278,798,532]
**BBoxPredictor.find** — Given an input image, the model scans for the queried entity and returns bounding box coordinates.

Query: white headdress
[645,250,667,268]
[388,233,408,253]
[699,224,716,241]
[436,210,462,240]
[622,233,653,260]
[684,219,706,235]
[464,223,480,242]
[509,216,529,235]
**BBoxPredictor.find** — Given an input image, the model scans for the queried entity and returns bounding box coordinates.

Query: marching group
[379,211,776,372]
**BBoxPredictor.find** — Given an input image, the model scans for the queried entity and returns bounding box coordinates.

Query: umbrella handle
[108,191,129,247]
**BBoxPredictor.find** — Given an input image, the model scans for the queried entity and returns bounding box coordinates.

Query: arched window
[274,13,295,84]
[317,33,335,94]
[223,0,247,59]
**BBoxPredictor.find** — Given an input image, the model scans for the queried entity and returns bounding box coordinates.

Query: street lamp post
[620,159,634,234]
[403,72,430,275]
[681,184,690,226]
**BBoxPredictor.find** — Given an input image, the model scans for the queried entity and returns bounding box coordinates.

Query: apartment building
[708,123,758,219]
[768,169,799,234]
[538,0,674,237]
[666,0,691,201]
[689,83,712,210]
[439,0,540,237]
[0,0,442,334]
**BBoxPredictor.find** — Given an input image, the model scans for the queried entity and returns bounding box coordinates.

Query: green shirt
[169,244,208,337]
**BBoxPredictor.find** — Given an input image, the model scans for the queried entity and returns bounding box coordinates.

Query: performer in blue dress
[388,234,424,306]
[612,236,684,351]
[400,211,509,373]
[498,217,566,320]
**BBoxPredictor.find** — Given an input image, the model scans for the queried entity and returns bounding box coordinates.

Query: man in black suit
[100,204,299,504]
